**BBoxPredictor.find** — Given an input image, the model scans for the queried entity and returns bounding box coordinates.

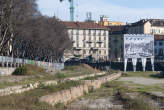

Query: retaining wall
[39,73,122,105]
[0,72,105,96]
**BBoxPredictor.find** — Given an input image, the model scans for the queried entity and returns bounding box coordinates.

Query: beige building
[127,19,164,35]
[63,22,109,60]
[96,15,123,26]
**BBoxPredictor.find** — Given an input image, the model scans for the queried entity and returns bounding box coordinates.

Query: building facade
[63,22,109,60]
[154,35,164,60]
[127,19,164,35]
[96,15,123,26]
[109,34,124,61]
[127,19,164,60]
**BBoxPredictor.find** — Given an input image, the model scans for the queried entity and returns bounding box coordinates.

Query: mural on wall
[124,34,154,72]
[124,34,154,58]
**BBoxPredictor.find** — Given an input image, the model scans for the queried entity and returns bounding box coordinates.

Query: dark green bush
[12,64,46,76]
[12,66,27,75]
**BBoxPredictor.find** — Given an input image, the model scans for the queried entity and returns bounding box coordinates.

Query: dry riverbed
[69,71,164,110]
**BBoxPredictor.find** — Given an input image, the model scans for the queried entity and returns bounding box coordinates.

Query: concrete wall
[39,73,122,105]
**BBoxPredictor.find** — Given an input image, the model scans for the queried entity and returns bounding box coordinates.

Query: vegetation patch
[12,64,46,76]
[41,80,81,93]
[123,71,160,78]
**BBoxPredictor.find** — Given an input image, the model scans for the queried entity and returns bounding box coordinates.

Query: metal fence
[0,56,64,71]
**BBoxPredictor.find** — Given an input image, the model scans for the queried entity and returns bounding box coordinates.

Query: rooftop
[128,19,164,27]
[63,21,107,30]
[155,34,164,40]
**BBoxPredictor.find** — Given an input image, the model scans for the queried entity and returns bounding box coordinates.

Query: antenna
[75,0,79,21]
[60,0,75,21]
[86,12,92,21]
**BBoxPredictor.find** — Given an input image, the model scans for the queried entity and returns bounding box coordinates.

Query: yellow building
[97,15,123,26]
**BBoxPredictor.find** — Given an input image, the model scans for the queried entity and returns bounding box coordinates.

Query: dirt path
[119,77,164,85]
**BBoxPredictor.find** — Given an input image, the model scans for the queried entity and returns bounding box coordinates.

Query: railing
[0,56,64,71]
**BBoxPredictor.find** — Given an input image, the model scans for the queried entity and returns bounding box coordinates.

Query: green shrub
[54,73,66,79]
[41,80,81,92]
[12,64,46,76]
[88,86,94,93]
[12,66,27,75]
[55,102,65,109]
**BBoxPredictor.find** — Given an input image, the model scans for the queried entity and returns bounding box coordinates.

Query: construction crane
[60,0,74,21]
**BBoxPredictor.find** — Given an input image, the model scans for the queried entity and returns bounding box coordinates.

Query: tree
[0,0,72,62]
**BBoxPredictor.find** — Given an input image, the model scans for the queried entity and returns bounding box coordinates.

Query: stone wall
[0,68,16,76]
[0,72,105,96]
[39,73,122,105]
[0,80,58,96]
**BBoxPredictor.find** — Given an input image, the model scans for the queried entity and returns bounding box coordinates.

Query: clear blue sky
[37,0,164,23]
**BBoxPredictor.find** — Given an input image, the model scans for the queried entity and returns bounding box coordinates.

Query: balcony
[96,41,103,43]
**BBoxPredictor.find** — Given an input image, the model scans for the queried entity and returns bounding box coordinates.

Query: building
[127,19,164,35]
[109,34,124,61]
[126,19,164,60]
[107,25,127,61]
[63,22,109,60]
[154,34,164,60]
[96,15,123,26]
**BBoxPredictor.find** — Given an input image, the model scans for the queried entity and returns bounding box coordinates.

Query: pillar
[124,58,128,72]
[132,58,137,72]
[151,58,154,71]
[142,58,147,72]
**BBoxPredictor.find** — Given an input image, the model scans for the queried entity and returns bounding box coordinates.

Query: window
[77,42,79,47]
[93,30,96,36]
[99,51,101,54]
[83,50,86,54]
[83,35,86,41]
[104,50,106,54]
[89,36,91,41]
[104,36,106,41]
[98,30,101,36]
[76,30,79,35]
[89,43,91,47]
[71,36,73,40]
[94,36,96,41]
[159,42,163,46]
[103,31,106,36]
[83,30,86,35]
[154,42,157,46]
[99,37,101,41]
[104,43,106,48]
[159,48,163,56]
[89,30,91,35]
[94,43,96,47]
[83,42,86,48]
[70,29,73,35]
[155,49,158,54]
[76,35,79,41]
[99,43,101,48]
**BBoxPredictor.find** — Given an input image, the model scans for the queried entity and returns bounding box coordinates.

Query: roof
[155,34,164,40]
[107,25,127,34]
[107,25,125,32]
[63,21,107,30]
[128,19,164,27]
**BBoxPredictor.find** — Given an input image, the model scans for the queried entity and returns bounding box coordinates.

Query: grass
[0,80,81,110]
[123,71,160,78]
[41,80,81,92]
[56,64,100,79]
[0,64,99,89]
[13,64,46,76]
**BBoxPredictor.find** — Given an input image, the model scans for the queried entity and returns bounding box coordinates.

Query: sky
[37,0,164,23]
